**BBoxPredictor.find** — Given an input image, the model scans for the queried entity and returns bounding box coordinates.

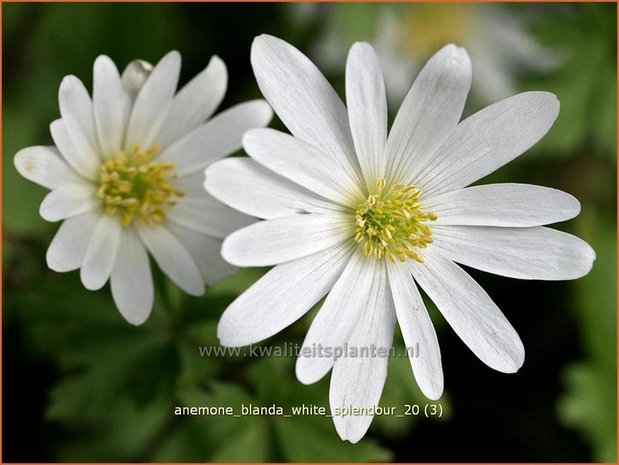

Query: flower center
[398,5,473,58]
[97,145,183,226]
[354,179,437,263]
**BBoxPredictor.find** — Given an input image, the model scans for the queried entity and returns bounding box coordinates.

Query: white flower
[14,51,272,325]
[205,35,595,443]
[314,4,559,104]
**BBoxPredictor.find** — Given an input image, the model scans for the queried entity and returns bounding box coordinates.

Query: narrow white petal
[110,227,154,325]
[136,223,204,296]
[417,92,560,196]
[80,214,122,290]
[222,213,352,267]
[39,184,99,222]
[58,76,101,160]
[14,146,84,189]
[159,100,272,176]
[426,183,581,227]
[205,157,339,220]
[218,243,354,346]
[93,55,130,157]
[410,250,525,373]
[296,252,380,384]
[46,210,100,272]
[167,191,254,239]
[172,171,208,198]
[50,119,100,181]
[385,44,472,186]
[345,42,387,187]
[167,223,237,285]
[244,128,364,206]
[387,262,443,400]
[432,225,596,280]
[157,55,228,148]
[251,34,360,174]
[125,51,181,149]
[330,264,394,443]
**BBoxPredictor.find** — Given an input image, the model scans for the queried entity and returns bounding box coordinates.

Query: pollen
[354,178,437,263]
[97,145,183,227]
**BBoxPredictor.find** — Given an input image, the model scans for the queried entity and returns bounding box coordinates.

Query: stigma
[97,145,183,226]
[354,178,437,263]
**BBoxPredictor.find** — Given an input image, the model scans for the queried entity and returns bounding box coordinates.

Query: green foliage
[558,217,617,462]
[528,4,616,159]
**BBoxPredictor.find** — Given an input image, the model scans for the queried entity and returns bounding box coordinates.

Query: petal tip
[216,319,246,348]
[295,357,322,385]
[59,75,82,96]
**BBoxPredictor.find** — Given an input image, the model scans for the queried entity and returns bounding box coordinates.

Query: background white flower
[205,35,595,443]
[14,51,272,325]
[312,3,560,105]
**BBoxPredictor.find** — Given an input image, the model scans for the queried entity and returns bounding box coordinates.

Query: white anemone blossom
[15,52,272,325]
[313,4,559,105]
[206,35,595,443]
[373,4,560,104]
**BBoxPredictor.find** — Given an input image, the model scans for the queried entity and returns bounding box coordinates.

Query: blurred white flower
[314,4,559,104]
[206,36,594,442]
[15,51,272,325]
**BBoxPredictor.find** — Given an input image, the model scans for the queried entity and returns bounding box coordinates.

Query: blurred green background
[3,2,616,462]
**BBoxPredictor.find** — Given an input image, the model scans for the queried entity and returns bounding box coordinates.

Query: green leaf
[557,216,616,461]
[274,415,392,462]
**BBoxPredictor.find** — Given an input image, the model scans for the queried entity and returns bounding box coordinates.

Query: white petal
[330,263,394,443]
[426,183,581,227]
[46,210,100,272]
[14,146,84,189]
[385,44,471,186]
[205,157,339,220]
[136,223,204,296]
[410,250,524,373]
[58,76,101,161]
[432,225,596,280]
[172,171,208,198]
[39,184,99,222]
[251,34,360,174]
[125,51,181,149]
[159,100,272,177]
[218,243,354,346]
[167,223,237,285]
[50,119,100,181]
[110,227,154,325]
[222,213,352,267]
[157,55,228,148]
[296,252,380,384]
[345,42,387,187]
[417,92,560,196]
[80,214,122,290]
[167,191,254,239]
[244,128,364,206]
[386,262,443,400]
[93,55,130,157]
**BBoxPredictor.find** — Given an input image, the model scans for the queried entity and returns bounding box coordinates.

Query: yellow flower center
[97,145,183,226]
[398,5,473,58]
[354,179,437,263]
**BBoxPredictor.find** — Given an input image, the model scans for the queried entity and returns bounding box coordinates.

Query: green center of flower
[354,179,437,263]
[97,145,183,226]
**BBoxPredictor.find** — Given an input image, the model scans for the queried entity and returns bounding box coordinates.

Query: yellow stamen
[97,145,183,226]
[354,178,437,263]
